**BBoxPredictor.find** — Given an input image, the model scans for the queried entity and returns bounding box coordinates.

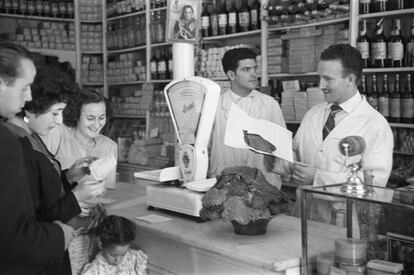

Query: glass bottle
[360,0,371,14]
[371,18,387,68]
[43,0,50,17]
[11,0,19,14]
[378,74,390,120]
[249,0,260,30]
[134,16,142,46]
[67,1,74,18]
[51,1,58,17]
[35,0,43,16]
[406,19,414,67]
[19,0,27,15]
[373,0,387,12]
[368,74,379,110]
[227,0,237,34]
[150,49,158,80]
[360,75,367,96]
[127,17,135,47]
[27,0,35,15]
[357,20,370,68]
[401,74,414,123]
[217,0,228,35]
[389,74,401,122]
[58,0,67,18]
[201,2,210,37]
[388,18,404,67]
[238,0,250,33]
[158,48,167,80]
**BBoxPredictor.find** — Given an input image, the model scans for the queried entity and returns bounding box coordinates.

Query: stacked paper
[293,92,308,121]
[281,91,296,121]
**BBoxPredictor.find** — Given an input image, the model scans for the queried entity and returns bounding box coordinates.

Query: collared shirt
[209,88,286,188]
[323,91,363,127]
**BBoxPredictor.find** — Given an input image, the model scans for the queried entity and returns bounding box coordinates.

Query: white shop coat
[294,94,393,225]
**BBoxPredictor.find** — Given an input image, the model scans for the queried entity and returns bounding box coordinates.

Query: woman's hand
[66,156,98,183]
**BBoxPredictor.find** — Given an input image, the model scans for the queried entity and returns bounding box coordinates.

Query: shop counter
[104,182,345,275]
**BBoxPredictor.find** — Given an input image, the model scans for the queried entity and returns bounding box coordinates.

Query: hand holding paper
[224,103,294,162]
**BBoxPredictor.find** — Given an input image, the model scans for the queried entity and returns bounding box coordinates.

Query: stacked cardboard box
[267,37,283,74]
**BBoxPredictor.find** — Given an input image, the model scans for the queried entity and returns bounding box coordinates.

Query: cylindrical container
[317,252,335,275]
[335,238,367,265]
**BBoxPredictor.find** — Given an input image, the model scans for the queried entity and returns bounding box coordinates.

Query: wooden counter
[104,182,345,275]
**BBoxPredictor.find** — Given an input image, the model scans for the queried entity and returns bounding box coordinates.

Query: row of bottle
[151,89,169,117]
[0,0,74,18]
[201,0,261,37]
[265,0,349,16]
[357,18,414,68]
[107,16,145,50]
[106,0,146,17]
[150,47,173,80]
[359,0,411,14]
[363,73,414,123]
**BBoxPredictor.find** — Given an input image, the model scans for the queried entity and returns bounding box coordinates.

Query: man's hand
[72,180,106,203]
[54,221,75,249]
[292,161,316,185]
[66,156,98,183]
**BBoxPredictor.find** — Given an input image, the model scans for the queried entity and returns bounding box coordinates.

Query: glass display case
[300,184,414,275]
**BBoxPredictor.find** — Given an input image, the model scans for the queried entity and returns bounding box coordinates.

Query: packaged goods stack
[107,53,146,83]
[281,91,295,121]
[293,91,308,121]
[111,86,152,117]
[79,0,102,21]
[282,28,320,73]
[81,55,103,84]
[307,87,326,109]
[267,37,283,74]
[13,21,76,51]
[80,24,102,52]
[315,24,348,61]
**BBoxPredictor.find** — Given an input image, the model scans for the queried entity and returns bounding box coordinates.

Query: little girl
[81,215,148,275]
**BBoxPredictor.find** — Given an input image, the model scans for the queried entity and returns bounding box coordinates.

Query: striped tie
[323,104,342,140]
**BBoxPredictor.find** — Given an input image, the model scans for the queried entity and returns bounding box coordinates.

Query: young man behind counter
[267,44,394,225]
[208,47,286,189]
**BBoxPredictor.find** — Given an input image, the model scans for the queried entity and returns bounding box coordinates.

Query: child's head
[96,215,136,265]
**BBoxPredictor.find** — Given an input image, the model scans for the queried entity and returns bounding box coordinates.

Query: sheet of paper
[135,214,172,224]
[224,103,294,162]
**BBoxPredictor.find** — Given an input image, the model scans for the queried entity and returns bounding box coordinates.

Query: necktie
[322,104,342,140]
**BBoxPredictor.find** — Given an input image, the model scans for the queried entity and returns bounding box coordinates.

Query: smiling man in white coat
[288,44,393,224]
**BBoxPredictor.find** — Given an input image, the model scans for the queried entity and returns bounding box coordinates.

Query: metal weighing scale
[134,76,221,217]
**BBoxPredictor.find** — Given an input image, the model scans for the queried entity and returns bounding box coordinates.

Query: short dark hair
[320,44,363,83]
[0,40,33,85]
[221,47,257,75]
[63,88,108,128]
[96,215,136,248]
[24,67,79,115]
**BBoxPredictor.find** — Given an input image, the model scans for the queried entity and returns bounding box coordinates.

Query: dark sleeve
[0,125,65,264]
[35,152,81,223]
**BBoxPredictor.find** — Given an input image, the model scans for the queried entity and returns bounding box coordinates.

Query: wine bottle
[389,74,401,122]
[360,0,371,14]
[406,19,414,67]
[249,0,260,30]
[357,20,370,68]
[388,18,404,67]
[150,49,158,80]
[360,75,367,96]
[158,48,167,80]
[378,74,390,120]
[201,2,210,37]
[134,16,142,46]
[401,74,414,123]
[227,0,238,34]
[238,0,250,32]
[373,0,387,12]
[217,0,227,35]
[209,4,219,36]
[368,74,379,110]
[371,18,387,68]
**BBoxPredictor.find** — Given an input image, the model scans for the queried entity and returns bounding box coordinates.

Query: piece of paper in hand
[89,155,117,181]
[224,103,294,162]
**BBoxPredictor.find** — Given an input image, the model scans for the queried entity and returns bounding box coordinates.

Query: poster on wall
[166,0,200,43]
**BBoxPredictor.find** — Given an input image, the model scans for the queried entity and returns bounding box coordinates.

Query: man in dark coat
[0,40,75,274]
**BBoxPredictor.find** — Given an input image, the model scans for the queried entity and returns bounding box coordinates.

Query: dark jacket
[0,123,65,275]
